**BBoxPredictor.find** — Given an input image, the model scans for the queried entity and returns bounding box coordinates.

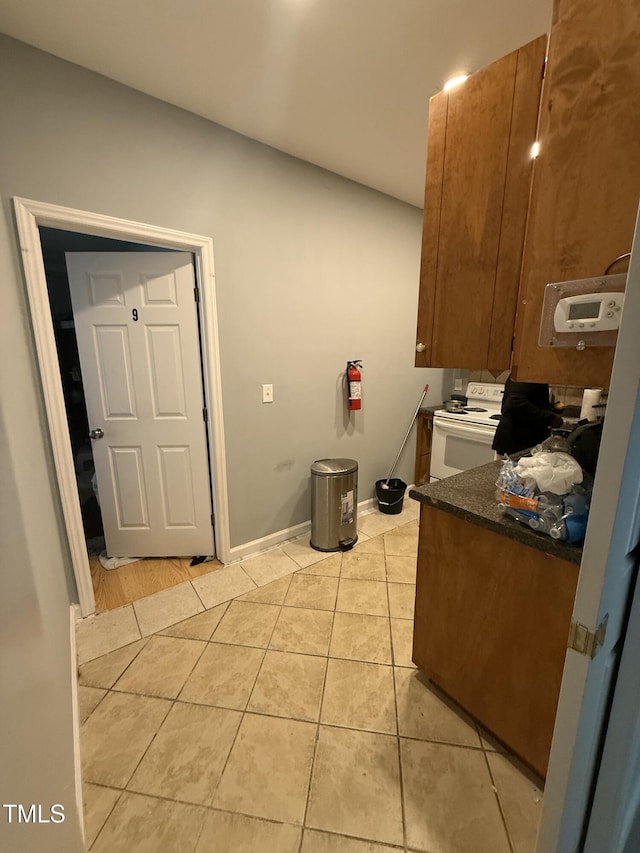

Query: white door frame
[13,197,231,617]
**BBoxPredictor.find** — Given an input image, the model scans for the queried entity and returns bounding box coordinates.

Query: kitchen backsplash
[550,386,588,407]
[460,370,606,409]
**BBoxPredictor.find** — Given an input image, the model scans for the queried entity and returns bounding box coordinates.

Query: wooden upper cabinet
[512,0,640,386]
[415,36,547,370]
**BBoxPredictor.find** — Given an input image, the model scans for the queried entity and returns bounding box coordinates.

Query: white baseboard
[227,494,380,564]
[70,604,84,843]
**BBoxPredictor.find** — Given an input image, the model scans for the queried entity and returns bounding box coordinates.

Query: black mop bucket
[375,478,407,515]
[374,385,429,516]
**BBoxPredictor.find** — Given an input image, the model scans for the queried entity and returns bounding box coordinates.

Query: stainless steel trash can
[310,458,358,552]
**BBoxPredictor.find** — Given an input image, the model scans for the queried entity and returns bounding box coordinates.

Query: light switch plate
[262,384,273,403]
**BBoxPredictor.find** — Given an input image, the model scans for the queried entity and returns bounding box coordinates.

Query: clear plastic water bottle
[549,519,566,540]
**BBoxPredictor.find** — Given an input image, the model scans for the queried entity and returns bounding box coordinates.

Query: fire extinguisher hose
[380,384,429,489]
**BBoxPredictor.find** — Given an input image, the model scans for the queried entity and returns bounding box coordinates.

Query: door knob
[89,428,104,440]
[416,342,426,353]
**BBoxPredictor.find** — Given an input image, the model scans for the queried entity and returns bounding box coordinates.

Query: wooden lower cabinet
[413,504,579,779]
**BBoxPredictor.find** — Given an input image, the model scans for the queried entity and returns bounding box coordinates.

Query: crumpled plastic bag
[98,551,141,570]
[514,452,583,495]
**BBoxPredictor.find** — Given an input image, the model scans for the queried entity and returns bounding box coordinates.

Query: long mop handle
[384,384,429,485]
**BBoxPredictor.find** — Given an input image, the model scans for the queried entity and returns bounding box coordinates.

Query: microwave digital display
[568,301,601,321]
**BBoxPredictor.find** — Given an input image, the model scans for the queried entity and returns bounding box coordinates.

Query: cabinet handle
[416,342,426,353]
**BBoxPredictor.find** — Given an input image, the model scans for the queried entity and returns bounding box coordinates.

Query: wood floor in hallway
[90,556,224,611]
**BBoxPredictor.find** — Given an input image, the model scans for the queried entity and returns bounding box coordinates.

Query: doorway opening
[40,228,223,612]
[14,198,231,617]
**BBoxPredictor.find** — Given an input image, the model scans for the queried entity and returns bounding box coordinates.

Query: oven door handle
[434,419,496,441]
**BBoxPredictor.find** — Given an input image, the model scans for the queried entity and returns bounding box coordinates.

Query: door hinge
[194,285,200,303]
[203,406,208,423]
[568,615,608,659]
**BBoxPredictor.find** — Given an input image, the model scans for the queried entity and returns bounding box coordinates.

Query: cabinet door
[513,0,640,386]
[415,36,546,370]
[413,505,579,778]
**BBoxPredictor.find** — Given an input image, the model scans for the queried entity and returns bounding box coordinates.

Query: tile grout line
[242,577,294,713]
[189,577,208,610]
[479,738,516,853]
[78,636,149,691]
[78,685,111,727]
[84,776,412,844]
[384,523,410,853]
[86,786,125,852]
[83,686,175,799]
[76,603,140,666]
[204,583,291,817]
[202,649,271,810]
[157,599,232,641]
[130,594,145,639]
[108,631,214,816]
[297,549,342,852]
[92,788,407,852]
[89,681,496,749]
[98,634,420,671]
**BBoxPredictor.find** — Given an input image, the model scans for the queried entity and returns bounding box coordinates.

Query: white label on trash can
[340,490,354,525]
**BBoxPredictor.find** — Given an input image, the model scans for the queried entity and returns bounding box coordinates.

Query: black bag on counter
[568,422,603,477]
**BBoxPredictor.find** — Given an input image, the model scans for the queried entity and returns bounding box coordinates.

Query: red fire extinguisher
[346,360,363,411]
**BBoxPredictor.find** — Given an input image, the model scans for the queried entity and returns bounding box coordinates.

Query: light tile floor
[78,502,543,852]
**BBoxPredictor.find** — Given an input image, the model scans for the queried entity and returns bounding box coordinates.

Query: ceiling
[0,0,552,207]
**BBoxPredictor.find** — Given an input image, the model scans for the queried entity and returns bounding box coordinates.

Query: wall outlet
[262,384,274,403]
[454,378,463,391]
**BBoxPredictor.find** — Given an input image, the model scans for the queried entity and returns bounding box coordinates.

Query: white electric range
[430,383,505,481]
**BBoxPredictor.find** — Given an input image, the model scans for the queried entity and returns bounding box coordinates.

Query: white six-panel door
[66,252,214,557]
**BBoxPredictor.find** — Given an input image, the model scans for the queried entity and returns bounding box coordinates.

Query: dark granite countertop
[409,460,583,565]
[418,404,444,415]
